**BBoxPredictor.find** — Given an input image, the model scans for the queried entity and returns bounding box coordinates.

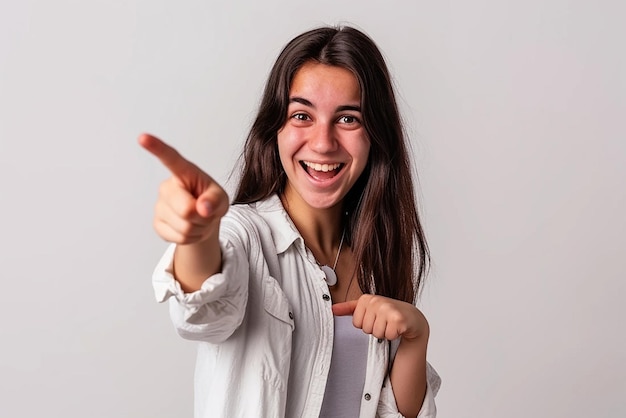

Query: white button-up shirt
[152,195,440,417]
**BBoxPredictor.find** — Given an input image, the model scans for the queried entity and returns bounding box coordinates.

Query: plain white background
[1,0,624,417]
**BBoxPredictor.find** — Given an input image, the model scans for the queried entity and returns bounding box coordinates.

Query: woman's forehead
[289,62,361,107]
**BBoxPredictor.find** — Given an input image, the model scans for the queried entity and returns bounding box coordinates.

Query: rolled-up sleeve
[376,362,441,418]
[151,232,250,343]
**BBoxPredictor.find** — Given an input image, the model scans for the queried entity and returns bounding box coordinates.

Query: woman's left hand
[332,295,429,342]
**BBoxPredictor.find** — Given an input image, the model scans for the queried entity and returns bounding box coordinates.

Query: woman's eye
[292,113,310,121]
[338,115,359,124]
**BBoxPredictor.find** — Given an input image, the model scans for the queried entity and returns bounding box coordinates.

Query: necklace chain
[332,227,346,271]
[316,227,346,287]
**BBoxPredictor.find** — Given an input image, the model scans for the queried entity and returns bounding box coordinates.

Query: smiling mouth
[300,161,344,180]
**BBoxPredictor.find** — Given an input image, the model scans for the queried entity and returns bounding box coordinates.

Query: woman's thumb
[196,189,229,219]
[196,199,214,218]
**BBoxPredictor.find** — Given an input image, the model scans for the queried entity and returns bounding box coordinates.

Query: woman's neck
[279,189,344,262]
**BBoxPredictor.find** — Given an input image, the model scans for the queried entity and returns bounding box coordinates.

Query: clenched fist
[139,133,229,245]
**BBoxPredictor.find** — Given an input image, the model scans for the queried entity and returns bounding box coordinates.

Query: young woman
[140,26,440,417]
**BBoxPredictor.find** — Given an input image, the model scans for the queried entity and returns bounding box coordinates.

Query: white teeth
[303,161,341,172]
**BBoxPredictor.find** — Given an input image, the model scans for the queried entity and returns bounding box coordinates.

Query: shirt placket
[299,245,336,417]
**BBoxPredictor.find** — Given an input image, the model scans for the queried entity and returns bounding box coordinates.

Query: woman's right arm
[142,133,252,343]
[139,133,230,292]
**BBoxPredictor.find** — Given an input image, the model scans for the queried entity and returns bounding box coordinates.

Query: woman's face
[277,62,370,211]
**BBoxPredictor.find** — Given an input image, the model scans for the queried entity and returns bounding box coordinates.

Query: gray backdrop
[1,0,624,417]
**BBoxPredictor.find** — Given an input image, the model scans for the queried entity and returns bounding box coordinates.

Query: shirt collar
[253,194,302,255]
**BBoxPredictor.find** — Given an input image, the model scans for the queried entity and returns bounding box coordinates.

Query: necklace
[320,228,346,286]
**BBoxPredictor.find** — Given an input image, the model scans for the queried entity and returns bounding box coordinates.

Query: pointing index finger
[138,133,195,178]
[332,300,358,316]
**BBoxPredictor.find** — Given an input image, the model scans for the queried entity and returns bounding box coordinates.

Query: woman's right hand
[138,133,229,245]
[139,133,229,291]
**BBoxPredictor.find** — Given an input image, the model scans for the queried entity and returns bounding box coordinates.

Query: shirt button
[377,338,383,343]
[322,294,330,301]
[289,312,294,320]
[364,393,371,401]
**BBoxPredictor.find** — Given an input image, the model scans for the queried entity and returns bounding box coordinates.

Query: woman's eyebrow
[289,97,314,107]
[336,104,361,112]
[289,97,361,112]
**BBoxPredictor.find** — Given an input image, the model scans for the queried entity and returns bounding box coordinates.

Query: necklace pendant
[321,265,337,286]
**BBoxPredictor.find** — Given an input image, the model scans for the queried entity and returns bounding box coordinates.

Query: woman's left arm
[389,323,429,417]
[333,295,430,418]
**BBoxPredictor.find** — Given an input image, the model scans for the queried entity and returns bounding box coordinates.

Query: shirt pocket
[263,276,295,330]
[261,276,294,392]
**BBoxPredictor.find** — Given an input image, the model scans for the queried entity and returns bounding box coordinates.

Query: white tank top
[319,315,370,417]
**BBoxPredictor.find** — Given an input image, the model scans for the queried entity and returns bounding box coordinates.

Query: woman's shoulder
[225,195,280,225]
[221,195,286,243]
[222,194,299,255]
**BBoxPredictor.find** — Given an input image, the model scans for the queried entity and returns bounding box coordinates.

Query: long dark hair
[233,26,429,304]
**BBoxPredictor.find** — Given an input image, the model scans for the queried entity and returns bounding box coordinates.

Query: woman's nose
[309,123,338,153]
